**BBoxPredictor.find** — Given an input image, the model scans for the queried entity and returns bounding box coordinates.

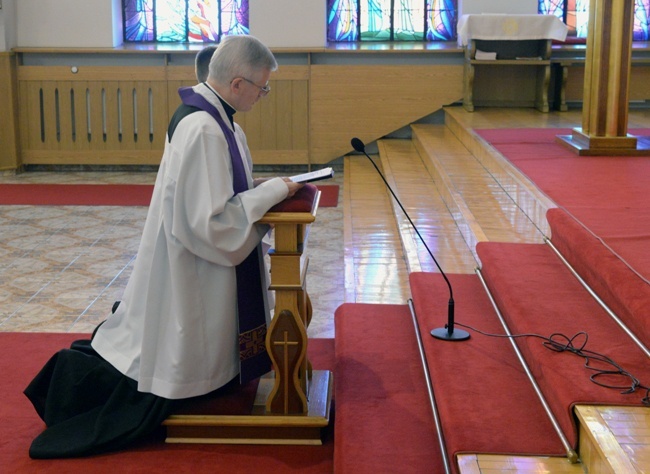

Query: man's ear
[230,77,244,94]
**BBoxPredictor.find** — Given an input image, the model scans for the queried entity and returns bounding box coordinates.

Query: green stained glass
[360,0,391,41]
[329,0,457,42]
[394,0,425,40]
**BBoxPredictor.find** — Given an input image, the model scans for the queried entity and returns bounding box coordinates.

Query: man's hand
[282,177,304,198]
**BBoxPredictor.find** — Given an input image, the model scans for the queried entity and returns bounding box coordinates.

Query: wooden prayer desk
[259,186,321,415]
[163,185,333,445]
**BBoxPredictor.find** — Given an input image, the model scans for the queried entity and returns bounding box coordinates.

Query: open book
[289,167,335,184]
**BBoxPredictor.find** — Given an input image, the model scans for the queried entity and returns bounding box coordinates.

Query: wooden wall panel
[0,53,19,170]
[18,67,169,165]
[165,66,310,166]
[309,64,464,164]
[19,81,43,152]
[228,66,310,165]
[15,61,460,167]
[629,66,650,101]
[563,64,650,105]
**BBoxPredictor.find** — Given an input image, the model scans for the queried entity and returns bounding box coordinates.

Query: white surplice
[92,83,289,399]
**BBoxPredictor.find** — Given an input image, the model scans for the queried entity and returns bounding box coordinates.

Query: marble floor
[0,170,344,339]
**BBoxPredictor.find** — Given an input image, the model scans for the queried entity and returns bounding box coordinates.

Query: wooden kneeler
[163,185,333,445]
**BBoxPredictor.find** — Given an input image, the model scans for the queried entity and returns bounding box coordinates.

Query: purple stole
[178,86,271,384]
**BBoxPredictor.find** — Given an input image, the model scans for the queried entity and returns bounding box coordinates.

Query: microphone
[350,137,470,342]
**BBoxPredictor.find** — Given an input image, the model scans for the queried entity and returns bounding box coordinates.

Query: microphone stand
[351,138,470,342]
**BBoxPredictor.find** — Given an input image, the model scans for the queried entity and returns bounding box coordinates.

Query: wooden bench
[552,56,650,111]
[463,39,552,112]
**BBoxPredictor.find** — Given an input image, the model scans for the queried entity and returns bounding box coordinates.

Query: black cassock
[24,338,176,459]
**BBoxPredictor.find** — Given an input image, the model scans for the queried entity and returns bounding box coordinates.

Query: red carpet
[334,303,442,473]
[408,273,566,471]
[547,208,650,346]
[476,127,650,282]
[0,184,339,208]
[476,127,650,348]
[475,242,650,446]
[1,333,334,473]
[0,184,154,206]
[315,185,339,207]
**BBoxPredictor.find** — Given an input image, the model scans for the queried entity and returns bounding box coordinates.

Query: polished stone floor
[0,170,343,338]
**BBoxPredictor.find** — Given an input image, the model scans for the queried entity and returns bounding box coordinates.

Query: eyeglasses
[237,77,271,96]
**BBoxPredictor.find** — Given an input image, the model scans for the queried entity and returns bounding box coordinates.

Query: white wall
[16,0,122,48]
[0,0,18,51]
[12,0,324,49]
[459,0,537,15]
[6,1,536,50]
[250,0,326,48]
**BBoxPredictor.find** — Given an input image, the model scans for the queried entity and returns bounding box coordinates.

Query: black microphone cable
[454,321,650,406]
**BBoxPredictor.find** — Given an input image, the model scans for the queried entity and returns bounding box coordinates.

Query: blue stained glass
[327,0,358,41]
[221,0,250,36]
[123,0,154,42]
[538,0,564,17]
[426,0,456,41]
[634,0,650,41]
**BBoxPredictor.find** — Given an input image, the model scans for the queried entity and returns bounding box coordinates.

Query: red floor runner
[476,242,650,447]
[334,303,442,473]
[0,184,339,207]
[1,333,334,473]
[316,185,339,207]
[0,184,155,206]
[408,273,566,471]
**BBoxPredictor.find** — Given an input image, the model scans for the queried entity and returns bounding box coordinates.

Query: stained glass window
[634,1,650,40]
[327,0,458,42]
[538,0,650,40]
[123,0,249,42]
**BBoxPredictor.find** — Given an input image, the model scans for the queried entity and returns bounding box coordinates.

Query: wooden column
[557,0,650,155]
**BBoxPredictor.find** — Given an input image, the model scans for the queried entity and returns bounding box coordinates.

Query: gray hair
[208,35,278,85]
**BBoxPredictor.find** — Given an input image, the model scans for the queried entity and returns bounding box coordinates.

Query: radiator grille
[36,86,157,144]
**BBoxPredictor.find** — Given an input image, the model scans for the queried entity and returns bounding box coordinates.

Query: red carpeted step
[476,241,650,448]
[475,127,650,310]
[409,273,566,471]
[547,208,650,348]
[334,303,442,473]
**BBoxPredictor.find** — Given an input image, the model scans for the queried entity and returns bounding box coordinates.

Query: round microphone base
[430,327,470,341]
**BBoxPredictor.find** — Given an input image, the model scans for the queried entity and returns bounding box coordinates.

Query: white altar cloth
[457,14,568,46]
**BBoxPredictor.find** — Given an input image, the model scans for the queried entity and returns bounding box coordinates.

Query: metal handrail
[408,298,452,474]
[544,237,650,359]
[475,268,579,463]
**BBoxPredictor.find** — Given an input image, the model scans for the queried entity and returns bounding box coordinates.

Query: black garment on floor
[24,339,177,459]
